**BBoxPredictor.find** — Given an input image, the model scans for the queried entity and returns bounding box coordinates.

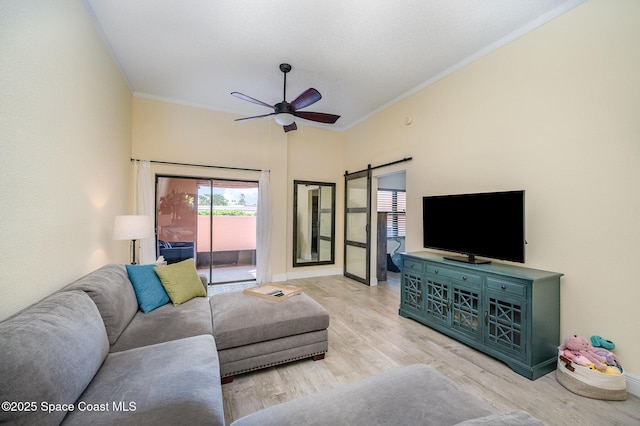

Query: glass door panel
[196,181,213,283]
[156,177,198,264]
[318,185,333,262]
[345,245,368,279]
[347,177,368,207]
[207,179,258,284]
[346,212,368,243]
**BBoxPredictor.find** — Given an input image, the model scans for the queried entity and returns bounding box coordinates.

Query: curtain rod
[345,157,412,176]
[130,158,266,173]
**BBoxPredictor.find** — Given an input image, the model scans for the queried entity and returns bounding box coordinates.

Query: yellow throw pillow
[155,259,206,306]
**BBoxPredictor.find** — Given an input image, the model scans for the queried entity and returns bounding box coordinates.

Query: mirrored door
[293,181,335,267]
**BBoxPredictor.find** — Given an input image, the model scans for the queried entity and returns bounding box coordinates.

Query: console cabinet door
[424,275,449,327]
[450,281,483,342]
[400,267,425,317]
[484,287,527,361]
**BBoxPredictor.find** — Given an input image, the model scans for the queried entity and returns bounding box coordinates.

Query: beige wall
[0,0,132,319]
[344,0,640,375]
[132,97,345,280]
[288,128,344,276]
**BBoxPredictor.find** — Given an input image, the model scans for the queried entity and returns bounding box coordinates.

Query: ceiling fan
[231,63,340,132]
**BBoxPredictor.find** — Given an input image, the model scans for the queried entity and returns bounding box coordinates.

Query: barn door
[344,168,371,284]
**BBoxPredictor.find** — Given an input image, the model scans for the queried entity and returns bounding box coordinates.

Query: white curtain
[256,170,272,283]
[134,160,156,264]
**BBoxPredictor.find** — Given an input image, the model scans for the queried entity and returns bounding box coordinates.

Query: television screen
[422,190,525,264]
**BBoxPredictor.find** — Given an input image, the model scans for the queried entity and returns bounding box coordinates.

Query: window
[377,189,406,237]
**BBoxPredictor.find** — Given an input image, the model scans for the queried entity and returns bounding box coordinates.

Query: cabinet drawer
[403,259,424,272]
[426,265,481,285]
[487,278,526,297]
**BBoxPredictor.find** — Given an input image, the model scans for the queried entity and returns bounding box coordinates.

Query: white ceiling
[84,0,584,131]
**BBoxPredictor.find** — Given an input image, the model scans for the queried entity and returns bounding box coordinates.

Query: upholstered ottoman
[210,291,329,383]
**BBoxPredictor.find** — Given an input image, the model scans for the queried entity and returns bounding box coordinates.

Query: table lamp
[113,215,154,264]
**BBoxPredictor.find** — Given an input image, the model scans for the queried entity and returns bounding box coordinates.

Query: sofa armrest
[199,274,208,292]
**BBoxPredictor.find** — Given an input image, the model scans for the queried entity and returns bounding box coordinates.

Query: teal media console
[399,251,563,380]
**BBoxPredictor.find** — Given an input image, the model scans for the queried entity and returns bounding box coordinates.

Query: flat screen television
[422,190,525,264]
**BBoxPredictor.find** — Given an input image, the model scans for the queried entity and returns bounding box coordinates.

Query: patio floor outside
[199,264,256,286]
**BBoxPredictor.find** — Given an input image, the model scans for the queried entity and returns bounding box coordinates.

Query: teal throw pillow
[125,264,170,313]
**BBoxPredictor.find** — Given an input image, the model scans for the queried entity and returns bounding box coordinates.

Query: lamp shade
[274,113,295,126]
[113,215,154,240]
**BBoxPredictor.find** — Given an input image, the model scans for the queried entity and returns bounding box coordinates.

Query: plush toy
[588,364,621,375]
[573,353,594,367]
[591,335,615,350]
[562,349,592,366]
[559,335,607,370]
[595,349,622,368]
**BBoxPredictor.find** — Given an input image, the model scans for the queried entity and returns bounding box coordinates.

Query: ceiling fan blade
[294,110,340,124]
[231,92,274,109]
[290,88,322,111]
[234,113,275,122]
[283,122,297,133]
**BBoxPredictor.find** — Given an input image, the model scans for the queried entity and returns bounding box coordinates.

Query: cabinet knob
[463,275,467,281]
[501,285,506,290]
[434,269,439,274]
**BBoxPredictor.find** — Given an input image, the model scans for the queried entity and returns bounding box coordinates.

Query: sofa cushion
[230,364,494,426]
[0,291,109,426]
[210,292,329,350]
[155,259,206,305]
[110,297,213,352]
[65,264,139,345]
[61,335,224,426]
[125,264,170,313]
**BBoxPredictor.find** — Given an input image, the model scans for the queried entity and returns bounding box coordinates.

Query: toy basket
[556,352,627,400]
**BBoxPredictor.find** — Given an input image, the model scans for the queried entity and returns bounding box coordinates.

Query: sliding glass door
[156,176,258,284]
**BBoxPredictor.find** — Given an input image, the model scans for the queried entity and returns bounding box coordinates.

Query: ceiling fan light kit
[232,63,340,133]
[274,113,295,126]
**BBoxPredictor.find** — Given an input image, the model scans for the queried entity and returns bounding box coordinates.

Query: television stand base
[444,254,491,265]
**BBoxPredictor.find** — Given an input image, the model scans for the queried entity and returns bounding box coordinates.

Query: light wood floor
[221,274,640,425]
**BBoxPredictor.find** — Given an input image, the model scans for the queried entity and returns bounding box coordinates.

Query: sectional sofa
[0,262,544,425]
[1,263,222,425]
